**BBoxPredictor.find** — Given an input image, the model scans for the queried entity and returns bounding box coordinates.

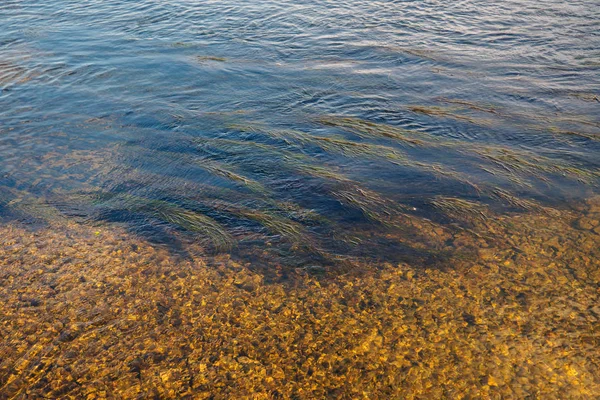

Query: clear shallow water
[1,0,599,267]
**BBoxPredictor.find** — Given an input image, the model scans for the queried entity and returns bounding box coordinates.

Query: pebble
[1,198,599,398]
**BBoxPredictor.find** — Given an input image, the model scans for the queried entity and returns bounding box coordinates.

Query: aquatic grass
[490,188,560,216]
[472,146,600,185]
[200,160,269,194]
[197,136,406,208]
[295,164,354,184]
[292,164,410,225]
[8,117,593,266]
[171,42,196,48]
[314,115,528,192]
[228,121,327,147]
[318,110,599,189]
[270,200,331,225]
[90,193,234,251]
[408,105,494,126]
[223,122,589,219]
[331,187,396,224]
[398,47,440,61]
[552,116,600,130]
[436,98,500,115]
[195,55,227,62]
[490,107,600,135]
[235,209,311,246]
[310,135,408,165]
[430,98,600,141]
[313,116,543,194]
[121,143,271,196]
[431,196,489,223]
[180,198,326,252]
[199,141,406,228]
[476,165,536,189]
[71,187,321,252]
[316,115,428,146]
[90,165,247,206]
[433,98,600,143]
[567,92,600,103]
[0,60,34,86]
[229,122,410,165]
[193,137,301,161]
[410,161,484,194]
[195,135,409,227]
[192,137,320,184]
[547,127,600,142]
[153,206,233,251]
[60,151,320,251]
[292,164,407,225]
[64,188,235,250]
[475,148,552,185]
[90,147,330,229]
[374,45,446,62]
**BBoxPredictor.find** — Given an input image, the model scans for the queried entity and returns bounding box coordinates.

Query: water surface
[1,0,599,268]
[2,1,600,398]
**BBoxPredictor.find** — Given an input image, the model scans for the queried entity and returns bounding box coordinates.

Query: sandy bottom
[1,198,599,399]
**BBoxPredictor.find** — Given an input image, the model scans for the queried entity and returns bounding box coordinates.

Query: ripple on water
[0,0,599,263]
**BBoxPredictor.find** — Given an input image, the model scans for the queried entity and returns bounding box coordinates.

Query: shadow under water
[1,109,598,276]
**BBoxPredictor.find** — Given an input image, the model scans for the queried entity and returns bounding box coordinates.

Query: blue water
[1,0,599,267]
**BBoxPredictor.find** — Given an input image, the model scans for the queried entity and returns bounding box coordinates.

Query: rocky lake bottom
[1,195,599,398]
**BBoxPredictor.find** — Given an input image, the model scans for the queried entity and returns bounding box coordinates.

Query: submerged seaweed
[317,115,427,146]
[431,196,489,223]
[408,105,492,125]
[79,192,235,251]
[470,146,600,185]
[2,104,599,268]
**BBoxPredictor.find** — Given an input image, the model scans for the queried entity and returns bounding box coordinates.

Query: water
[1,0,599,268]
[2,1,600,397]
